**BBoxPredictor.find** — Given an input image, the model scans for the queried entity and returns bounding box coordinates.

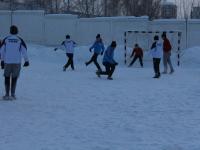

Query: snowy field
[0,44,200,150]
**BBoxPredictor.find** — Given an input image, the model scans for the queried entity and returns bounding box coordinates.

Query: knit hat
[162,32,167,38]
[10,25,18,35]
[96,34,101,39]
[111,41,117,47]
[154,35,159,41]
[66,35,70,39]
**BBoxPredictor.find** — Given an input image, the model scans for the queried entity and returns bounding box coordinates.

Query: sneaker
[63,67,66,72]
[10,95,16,100]
[96,70,101,78]
[3,95,10,100]
[169,70,174,74]
[107,77,113,80]
[153,74,160,79]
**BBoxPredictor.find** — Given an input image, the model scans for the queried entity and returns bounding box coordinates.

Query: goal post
[124,30,182,66]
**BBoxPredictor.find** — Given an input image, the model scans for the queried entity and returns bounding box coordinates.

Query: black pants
[5,77,18,96]
[86,53,102,71]
[153,58,161,76]
[129,55,143,67]
[64,53,74,70]
[99,62,115,78]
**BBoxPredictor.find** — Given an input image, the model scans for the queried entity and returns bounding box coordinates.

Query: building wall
[0,11,11,39]
[12,10,45,43]
[191,7,200,19]
[161,4,177,19]
[45,14,78,45]
[1,10,200,50]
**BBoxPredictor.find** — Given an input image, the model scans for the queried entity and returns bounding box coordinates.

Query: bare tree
[122,0,161,19]
[175,0,196,19]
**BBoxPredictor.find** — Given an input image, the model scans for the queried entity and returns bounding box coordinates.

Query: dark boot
[5,77,10,96]
[3,77,10,100]
[11,77,18,99]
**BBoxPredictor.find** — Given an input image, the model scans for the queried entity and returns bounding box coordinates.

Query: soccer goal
[124,30,182,66]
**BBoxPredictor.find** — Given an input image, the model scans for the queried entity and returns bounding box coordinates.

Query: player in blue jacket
[85,34,105,71]
[96,41,118,80]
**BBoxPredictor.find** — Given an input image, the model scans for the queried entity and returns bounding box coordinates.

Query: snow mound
[181,47,200,67]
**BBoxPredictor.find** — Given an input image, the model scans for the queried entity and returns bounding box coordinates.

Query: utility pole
[67,0,70,11]
[10,0,13,26]
[56,0,58,13]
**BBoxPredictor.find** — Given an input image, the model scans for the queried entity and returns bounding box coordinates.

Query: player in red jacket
[129,43,143,67]
[162,32,174,74]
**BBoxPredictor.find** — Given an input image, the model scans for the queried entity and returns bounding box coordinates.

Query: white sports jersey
[62,39,76,54]
[150,41,163,59]
[0,35,29,64]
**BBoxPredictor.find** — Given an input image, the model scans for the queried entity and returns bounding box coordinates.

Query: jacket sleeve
[0,38,6,61]
[20,42,29,62]
[73,41,77,47]
[101,42,105,52]
[89,42,96,50]
[131,48,135,57]
[107,49,116,64]
[151,42,156,49]
[61,41,65,46]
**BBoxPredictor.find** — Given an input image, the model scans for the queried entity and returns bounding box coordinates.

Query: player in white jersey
[150,35,163,78]
[54,35,76,71]
[0,25,29,100]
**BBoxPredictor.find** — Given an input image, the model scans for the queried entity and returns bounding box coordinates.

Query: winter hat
[10,25,18,35]
[154,35,159,41]
[162,32,167,38]
[66,35,70,39]
[96,34,101,39]
[111,41,117,47]
[135,43,139,47]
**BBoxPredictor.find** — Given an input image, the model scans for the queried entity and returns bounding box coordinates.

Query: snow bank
[181,47,200,67]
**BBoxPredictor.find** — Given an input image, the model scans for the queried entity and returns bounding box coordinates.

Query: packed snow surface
[0,44,199,150]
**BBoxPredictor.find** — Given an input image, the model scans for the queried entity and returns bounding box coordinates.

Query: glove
[89,49,92,52]
[23,61,29,67]
[1,61,4,69]
[101,52,104,55]
[54,48,58,51]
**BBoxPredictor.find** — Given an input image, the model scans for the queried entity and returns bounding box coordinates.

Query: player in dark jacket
[96,41,118,80]
[129,43,143,67]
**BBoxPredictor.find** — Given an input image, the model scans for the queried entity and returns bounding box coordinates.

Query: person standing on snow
[85,34,105,72]
[150,35,163,78]
[96,41,118,80]
[54,35,76,71]
[0,25,29,100]
[162,32,174,74]
[129,43,143,67]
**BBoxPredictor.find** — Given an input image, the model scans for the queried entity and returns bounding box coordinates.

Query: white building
[161,0,177,19]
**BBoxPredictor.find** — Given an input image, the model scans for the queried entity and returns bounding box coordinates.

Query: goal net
[124,31,182,66]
